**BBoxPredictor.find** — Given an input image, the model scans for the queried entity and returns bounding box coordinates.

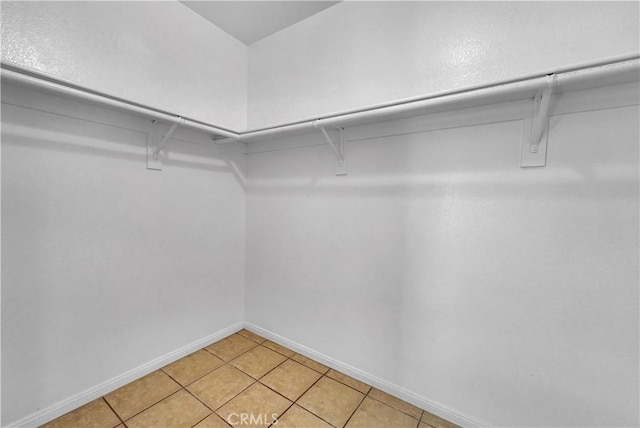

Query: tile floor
[43,330,456,428]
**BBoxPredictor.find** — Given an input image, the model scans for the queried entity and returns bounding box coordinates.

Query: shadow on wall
[244,103,639,426]
[1,88,248,426]
[246,110,639,202]
[1,102,246,188]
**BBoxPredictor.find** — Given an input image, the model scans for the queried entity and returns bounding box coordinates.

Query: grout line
[325,370,372,395]
[101,397,125,426]
[183,385,216,414]
[291,354,330,374]
[267,400,295,428]
[289,374,337,427]
[422,420,445,428]
[255,357,303,403]
[237,329,268,344]
[254,355,291,381]
[226,344,286,380]
[262,340,297,358]
[161,348,230,389]
[51,336,449,428]
[205,339,260,363]
[200,337,423,427]
[182,385,230,428]
[254,356,323,405]
[341,392,367,428]
[323,371,371,396]
[217,341,366,427]
[162,362,224,389]
[192,349,292,426]
[256,377,295,402]
[202,347,222,359]
[176,339,264,417]
[160,370,214,412]
[120,388,184,424]
[212,376,257,412]
[366,392,423,420]
[189,412,213,428]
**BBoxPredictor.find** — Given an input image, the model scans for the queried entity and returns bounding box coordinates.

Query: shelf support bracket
[316,123,347,175]
[521,74,557,168]
[147,118,184,170]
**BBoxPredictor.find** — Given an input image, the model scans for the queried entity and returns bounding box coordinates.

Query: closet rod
[0,63,240,140]
[2,55,638,146]
[215,54,639,144]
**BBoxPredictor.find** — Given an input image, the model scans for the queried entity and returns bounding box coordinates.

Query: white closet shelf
[2,53,638,170]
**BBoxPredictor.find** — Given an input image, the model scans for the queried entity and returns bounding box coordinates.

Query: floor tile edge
[6,321,244,428]
[243,322,492,428]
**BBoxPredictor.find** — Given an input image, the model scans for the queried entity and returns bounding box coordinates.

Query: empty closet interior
[1,1,639,427]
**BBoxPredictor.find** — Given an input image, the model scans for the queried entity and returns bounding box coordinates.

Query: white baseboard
[9,321,491,428]
[7,321,244,428]
[244,322,492,428]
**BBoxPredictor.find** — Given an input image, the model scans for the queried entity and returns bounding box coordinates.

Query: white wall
[245,82,639,427]
[0,83,246,426]
[2,2,639,426]
[248,1,640,128]
[4,1,637,132]
[0,1,248,130]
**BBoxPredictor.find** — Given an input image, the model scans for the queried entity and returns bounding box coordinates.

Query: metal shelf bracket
[315,122,347,175]
[147,118,184,170]
[521,74,557,168]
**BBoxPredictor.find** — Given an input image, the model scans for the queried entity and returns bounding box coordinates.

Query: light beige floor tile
[187,364,254,410]
[297,377,364,427]
[126,390,211,428]
[421,411,456,428]
[216,382,292,428]
[206,334,259,361]
[237,329,267,344]
[230,345,287,379]
[275,404,333,428]
[42,398,120,428]
[346,397,419,428]
[262,340,296,358]
[326,369,371,394]
[193,413,232,428]
[260,359,322,401]
[369,388,422,419]
[162,349,225,386]
[292,353,329,374]
[104,371,180,421]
